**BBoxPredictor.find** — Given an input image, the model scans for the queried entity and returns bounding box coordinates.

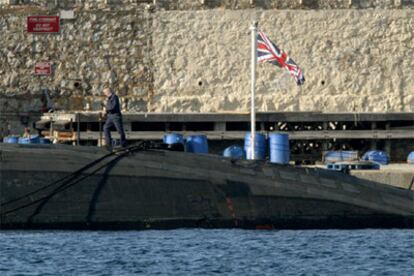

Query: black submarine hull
[1,143,413,230]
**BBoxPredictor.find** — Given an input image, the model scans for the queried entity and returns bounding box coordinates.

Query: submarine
[0,142,413,230]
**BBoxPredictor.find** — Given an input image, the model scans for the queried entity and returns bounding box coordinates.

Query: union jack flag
[257,31,305,86]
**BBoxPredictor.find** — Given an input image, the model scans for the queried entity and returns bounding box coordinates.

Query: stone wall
[152,9,414,112]
[1,0,414,9]
[0,2,413,120]
[0,6,153,114]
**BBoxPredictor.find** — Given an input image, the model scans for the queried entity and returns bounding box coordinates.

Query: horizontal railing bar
[50,130,414,141]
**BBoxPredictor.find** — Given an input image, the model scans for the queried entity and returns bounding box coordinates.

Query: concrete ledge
[351,164,414,190]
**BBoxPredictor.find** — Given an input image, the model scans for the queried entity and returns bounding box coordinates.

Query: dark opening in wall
[131,122,165,131]
[87,122,104,131]
[226,122,261,131]
[185,122,215,131]
[390,120,414,129]
[168,122,183,131]
[348,139,370,152]
[79,122,105,131]
[79,122,87,131]
[198,81,203,86]
[74,82,81,89]
[263,122,275,131]
[321,80,325,85]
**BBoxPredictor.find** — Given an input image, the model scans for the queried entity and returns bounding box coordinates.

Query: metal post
[385,122,391,158]
[322,122,328,151]
[409,176,414,191]
[69,118,73,144]
[76,112,80,146]
[250,21,258,160]
[99,112,102,147]
[370,122,377,150]
[49,117,53,142]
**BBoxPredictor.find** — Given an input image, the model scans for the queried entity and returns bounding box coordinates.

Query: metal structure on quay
[34,111,414,162]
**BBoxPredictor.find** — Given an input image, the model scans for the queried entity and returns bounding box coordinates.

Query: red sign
[27,16,60,33]
[34,62,52,75]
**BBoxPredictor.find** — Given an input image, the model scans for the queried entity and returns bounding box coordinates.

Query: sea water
[0,229,413,275]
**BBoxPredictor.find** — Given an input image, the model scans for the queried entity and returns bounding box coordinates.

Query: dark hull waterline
[0,143,413,230]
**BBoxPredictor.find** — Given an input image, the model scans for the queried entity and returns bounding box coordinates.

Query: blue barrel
[223,145,245,159]
[185,135,208,154]
[408,152,414,164]
[362,150,389,165]
[323,151,358,164]
[3,136,19,144]
[163,133,184,145]
[39,137,51,144]
[18,137,31,144]
[18,135,40,144]
[269,133,290,164]
[244,132,266,160]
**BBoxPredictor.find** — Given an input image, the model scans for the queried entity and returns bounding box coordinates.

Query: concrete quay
[350,164,414,191]
[303,163,414,191]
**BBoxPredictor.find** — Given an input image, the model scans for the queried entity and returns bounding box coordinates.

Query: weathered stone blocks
[0,4,413,114]
[151,9,413,112]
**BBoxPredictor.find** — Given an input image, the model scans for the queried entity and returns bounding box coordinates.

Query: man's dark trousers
[104,113,126,148]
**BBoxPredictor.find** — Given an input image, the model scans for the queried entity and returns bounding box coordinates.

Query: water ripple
[0,229,413,275]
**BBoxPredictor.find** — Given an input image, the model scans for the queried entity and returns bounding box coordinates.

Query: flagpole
[250,21,258,160]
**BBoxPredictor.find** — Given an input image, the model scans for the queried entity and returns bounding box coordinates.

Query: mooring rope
[0,141,150,217]
[1,151,117,207]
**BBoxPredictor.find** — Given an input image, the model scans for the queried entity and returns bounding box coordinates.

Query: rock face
[152,9,414,112]
[0,1,413,115]
[0,7,153,113]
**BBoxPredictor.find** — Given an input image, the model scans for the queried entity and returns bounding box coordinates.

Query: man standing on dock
[103,87,127,151]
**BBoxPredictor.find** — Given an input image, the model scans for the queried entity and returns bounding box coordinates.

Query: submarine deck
[1,143,413,230]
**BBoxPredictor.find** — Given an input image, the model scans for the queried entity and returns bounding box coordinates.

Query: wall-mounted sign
[34,62,52,75]
[27,16,60,33]
[60,10,75,20]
